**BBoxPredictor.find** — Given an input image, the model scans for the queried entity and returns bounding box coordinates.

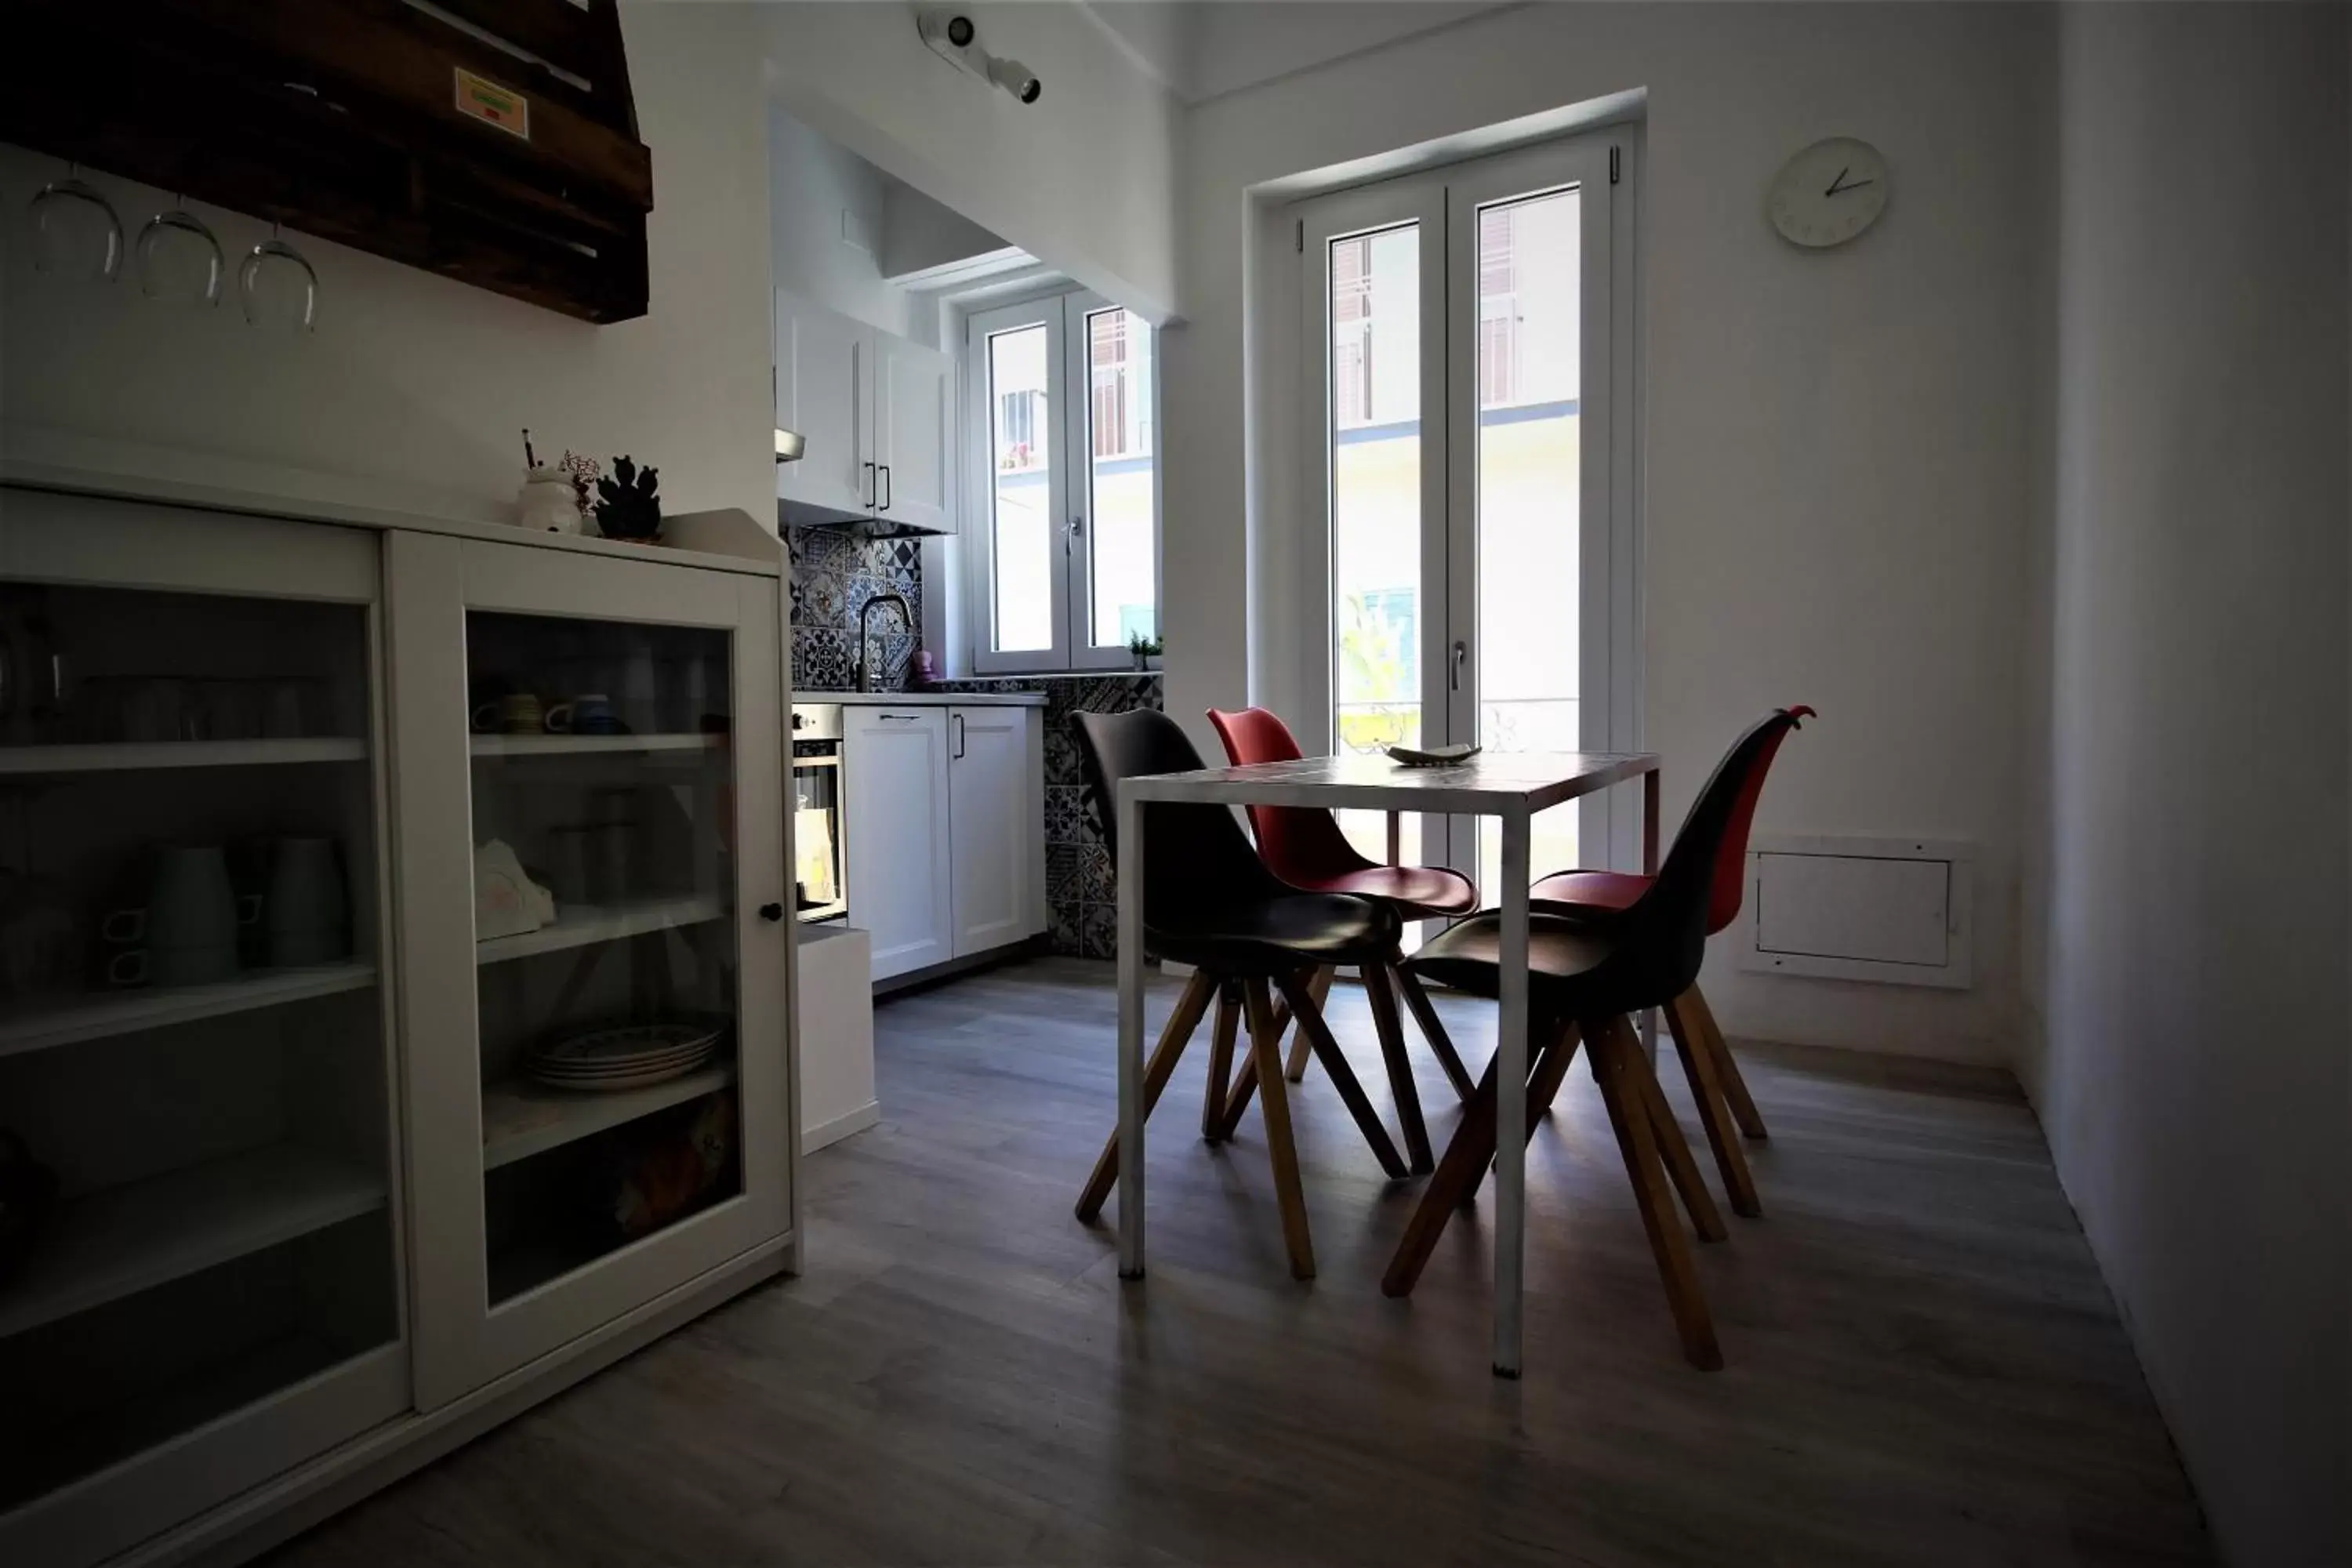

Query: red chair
[1525,704,1813,1218]
[1205,706,1479,1174]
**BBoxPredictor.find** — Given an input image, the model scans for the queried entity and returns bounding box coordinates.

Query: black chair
[1069,708,1409,1280]
[1380,710,1806,1368]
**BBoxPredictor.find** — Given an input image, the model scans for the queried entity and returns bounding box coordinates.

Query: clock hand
[1824,166,1849,197]
[1826,170,1877,197]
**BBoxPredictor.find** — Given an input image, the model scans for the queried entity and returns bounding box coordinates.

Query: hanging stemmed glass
[27,163,123,281]
[239,222,318,332]
[136,195,225,307]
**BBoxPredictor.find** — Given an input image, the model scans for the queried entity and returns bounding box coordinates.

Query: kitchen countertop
[796,690,1048,708]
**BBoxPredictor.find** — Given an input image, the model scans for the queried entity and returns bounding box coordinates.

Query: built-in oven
[790,702,847,923]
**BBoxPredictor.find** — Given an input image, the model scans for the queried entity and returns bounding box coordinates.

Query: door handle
[951,712,964,759]
[1066,514,1083,555]
[758,902,785,921]
[1450,640,1468,692]
[879,464,892,512]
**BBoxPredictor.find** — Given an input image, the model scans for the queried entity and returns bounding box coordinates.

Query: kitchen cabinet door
[0,491,407,1568]
[873,336,956,535]
[388,535,790,1412]
[775,289,873,521]
[843,706,953,980]
[949,707,1040,956]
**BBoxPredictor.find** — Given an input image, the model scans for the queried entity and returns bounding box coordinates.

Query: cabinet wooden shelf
[474,895,726,967]
[1,1334,375,1515]
[481,1065,737,1171]
[470,733,723,759]
[0,739,366,775]
[0,962,378,1058]
[0,1145,387,1340]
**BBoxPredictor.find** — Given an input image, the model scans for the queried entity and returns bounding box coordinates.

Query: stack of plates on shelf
[528,1022,721,1092]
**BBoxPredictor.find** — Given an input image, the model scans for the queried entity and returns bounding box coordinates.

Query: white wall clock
[1768,137,1889,249]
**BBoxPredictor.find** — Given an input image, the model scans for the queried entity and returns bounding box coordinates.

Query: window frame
[963,287,1160,673]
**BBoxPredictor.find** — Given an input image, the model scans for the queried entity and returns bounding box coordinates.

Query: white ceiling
[1083,1,1521,105]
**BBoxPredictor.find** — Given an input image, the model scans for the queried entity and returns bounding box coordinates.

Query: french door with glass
[387,533,788,1411]
[1298,132,1635,893]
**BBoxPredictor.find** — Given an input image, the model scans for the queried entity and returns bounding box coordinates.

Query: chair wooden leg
[1361,961,1433,1174]
[1392,958,1475,1102]
[1458,1018,1577,1207]
[1217,966,1320,1135]
[1686,984,1766,1141]
[1626,1036,1728,1243]
[1075,971,1218,1221]
[1283,965,1333,1083]
[1275,971,1407,1178]
[1242,978,1316,1279]
[1587,1015,1722,1370]
[1664,991,1759,1217]
[1382,1054,1501,1297]
[1200,978,1242,1142]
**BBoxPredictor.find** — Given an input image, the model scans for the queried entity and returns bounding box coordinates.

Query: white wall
[757,0,1180,325]
[770,107,913,341]
[0,2,775,529]
[1167,2,2053,1063]
[880,181,1014,282]
[2028,5,2350,1562]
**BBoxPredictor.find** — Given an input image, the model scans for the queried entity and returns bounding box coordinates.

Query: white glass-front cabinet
[387,533,789,1410]
[0,495,408,1567]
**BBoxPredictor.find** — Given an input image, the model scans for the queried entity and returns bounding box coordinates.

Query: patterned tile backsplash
[786,528,921,692]
[788,529,1163,959]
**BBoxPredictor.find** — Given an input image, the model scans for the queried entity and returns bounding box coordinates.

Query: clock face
[1769,137,1889,249]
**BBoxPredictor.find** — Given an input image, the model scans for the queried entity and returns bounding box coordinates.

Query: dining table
[1114,747,1662,1376]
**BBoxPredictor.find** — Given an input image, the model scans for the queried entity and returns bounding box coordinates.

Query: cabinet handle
[879,713,919,723]
[758,902,785,921]
[863,460,877,508]
[951,712,964,759]
[879,464,892,512]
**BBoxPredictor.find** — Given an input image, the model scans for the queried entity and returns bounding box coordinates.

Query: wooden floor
[273,958,2209,1566]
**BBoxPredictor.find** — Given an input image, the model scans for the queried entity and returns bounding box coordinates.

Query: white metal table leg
[1493,804,1531,1377]
[1116,786,1147,1279]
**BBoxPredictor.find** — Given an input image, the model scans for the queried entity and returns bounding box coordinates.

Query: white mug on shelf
[266,837,349,967]
[104,845,246,987]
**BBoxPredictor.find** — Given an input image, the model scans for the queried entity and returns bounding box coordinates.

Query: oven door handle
[793,753,843,771]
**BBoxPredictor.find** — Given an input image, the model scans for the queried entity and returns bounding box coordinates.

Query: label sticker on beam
[454,68,530,140]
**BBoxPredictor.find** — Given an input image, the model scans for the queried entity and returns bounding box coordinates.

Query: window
[966,289,1159,671]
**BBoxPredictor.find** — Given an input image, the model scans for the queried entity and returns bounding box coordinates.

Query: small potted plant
[592,455,662,543]
[1126,631,1163,671]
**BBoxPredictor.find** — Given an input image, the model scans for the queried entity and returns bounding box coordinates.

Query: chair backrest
[1704,704,1813,935]
[1071,709,1283,923]
[1607,710,1809,1005]
[1204,706,1374,884]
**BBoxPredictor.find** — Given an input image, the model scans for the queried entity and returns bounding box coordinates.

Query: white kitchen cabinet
[0,479,797,1567]
[774,292,873,518]
[874,336,955,533]
[949,706,1044,957]
[775,289,956,535]
[843,706,954,979]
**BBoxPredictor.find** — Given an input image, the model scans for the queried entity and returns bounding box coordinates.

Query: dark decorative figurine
[593,455,662,541]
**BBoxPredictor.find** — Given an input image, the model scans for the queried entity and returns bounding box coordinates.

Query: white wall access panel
[1736,834,1974,989]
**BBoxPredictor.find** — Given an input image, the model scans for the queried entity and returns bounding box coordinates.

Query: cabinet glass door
[0,503,404,1561]
[393,535,786,1411]
[467,612,742,1304]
